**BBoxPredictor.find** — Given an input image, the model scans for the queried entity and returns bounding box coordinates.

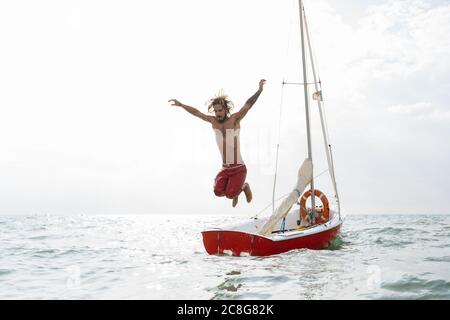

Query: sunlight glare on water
[1,214,449,299]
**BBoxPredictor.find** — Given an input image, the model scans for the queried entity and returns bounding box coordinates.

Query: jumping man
[169,79,266,207]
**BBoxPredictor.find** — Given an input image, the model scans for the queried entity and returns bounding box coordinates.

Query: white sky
[1,0,449,215]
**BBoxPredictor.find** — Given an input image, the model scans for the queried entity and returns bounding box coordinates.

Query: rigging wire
[303,5,322,87]
[271,0,296,215]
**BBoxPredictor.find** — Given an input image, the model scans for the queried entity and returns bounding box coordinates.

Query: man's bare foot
[232,196,238,207]
[243,183,252,203]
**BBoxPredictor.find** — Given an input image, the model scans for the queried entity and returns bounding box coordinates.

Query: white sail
[259,158,313,235]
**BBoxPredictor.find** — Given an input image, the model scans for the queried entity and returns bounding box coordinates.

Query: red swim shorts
[213,164,247,199]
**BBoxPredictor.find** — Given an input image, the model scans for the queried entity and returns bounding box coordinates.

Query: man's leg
[213,169,228,197]
[232,196,239,208]
[242,182,252,203]
[225,165,247,207]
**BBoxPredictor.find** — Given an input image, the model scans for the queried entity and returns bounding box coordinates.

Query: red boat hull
[202,224,341,256]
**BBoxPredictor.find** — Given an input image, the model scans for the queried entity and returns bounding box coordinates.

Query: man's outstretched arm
[234,79,266,121]
[168,99,213,123]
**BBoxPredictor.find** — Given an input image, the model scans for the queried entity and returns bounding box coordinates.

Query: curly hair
[206,90,234,116]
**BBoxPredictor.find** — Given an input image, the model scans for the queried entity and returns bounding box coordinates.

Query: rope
[314,168,329,180]
[271,82,285,215]
[281,217,286,233]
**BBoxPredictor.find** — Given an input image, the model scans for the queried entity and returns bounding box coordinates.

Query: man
[169,79,266,207]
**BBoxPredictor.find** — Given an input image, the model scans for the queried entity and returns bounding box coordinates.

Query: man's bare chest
[211,120,240,134]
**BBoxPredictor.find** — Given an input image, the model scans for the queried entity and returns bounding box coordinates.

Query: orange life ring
[299,189,330,225]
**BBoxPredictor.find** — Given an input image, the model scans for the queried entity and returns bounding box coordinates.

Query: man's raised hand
[168,99,182,107]
[259,79,266,92]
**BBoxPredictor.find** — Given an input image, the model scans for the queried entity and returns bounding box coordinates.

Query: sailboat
[201,0,344,257]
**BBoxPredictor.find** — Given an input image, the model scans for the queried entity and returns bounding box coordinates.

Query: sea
[1,214,449,300]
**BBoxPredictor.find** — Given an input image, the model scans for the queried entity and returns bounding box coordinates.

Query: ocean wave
[217,280,242,292]
[431,243,450,248]
[374,237,415,247]
[372,227,419,234]
[30,249,58,258]
[0,269,14,276]
[381,275,450,299]
[27,235,49,240]
[424,256,450,262]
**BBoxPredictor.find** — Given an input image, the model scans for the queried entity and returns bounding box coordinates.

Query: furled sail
[259,158,313,235]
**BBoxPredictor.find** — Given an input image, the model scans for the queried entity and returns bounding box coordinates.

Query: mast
[299,0,316,214]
